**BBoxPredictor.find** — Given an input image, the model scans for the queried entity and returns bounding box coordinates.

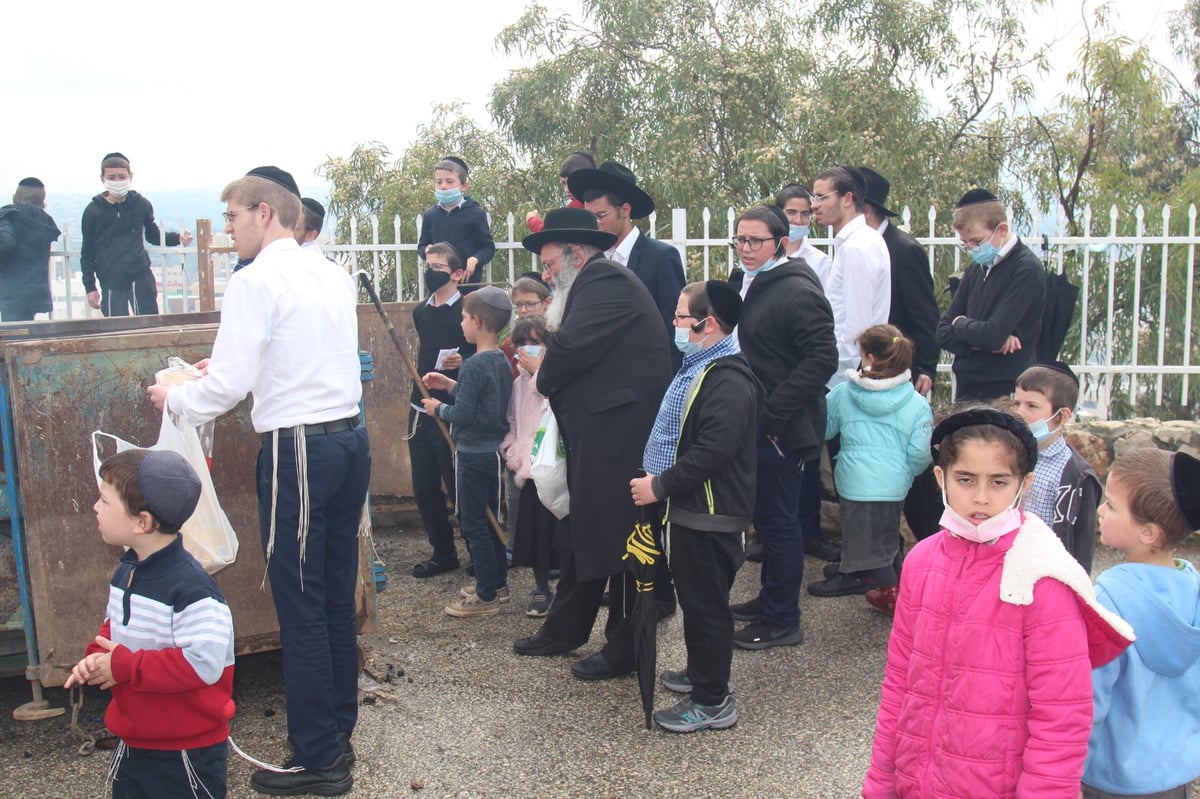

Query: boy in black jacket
[416,157,495,285]
[0,177,60,321]
[80,152,193,317]
[631,281,762,733]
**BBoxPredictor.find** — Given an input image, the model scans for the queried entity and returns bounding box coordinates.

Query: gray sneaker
[659,669,733,695]
[526,590,554,618]
[653,694,738,733]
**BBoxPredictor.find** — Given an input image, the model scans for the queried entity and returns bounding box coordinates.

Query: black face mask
[424,269,452,293]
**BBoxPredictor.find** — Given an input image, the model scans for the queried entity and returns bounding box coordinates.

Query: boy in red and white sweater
[66,448,235,798]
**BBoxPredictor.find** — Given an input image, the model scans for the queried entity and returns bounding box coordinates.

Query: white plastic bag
[528,404,570,520]
[91,405,239,574]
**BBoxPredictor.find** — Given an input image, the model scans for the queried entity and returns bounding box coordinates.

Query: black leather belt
[263,414,361,442]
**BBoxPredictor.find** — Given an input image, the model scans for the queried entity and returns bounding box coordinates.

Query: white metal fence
[40,203,1200,417]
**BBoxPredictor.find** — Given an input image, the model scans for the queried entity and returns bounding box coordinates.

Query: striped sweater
[86,535,235,750]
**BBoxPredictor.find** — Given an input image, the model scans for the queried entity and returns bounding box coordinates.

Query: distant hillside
[45,184,331,235]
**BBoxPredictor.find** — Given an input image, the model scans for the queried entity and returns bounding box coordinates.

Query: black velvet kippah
[301,197,325,220]
[442,156,469,176]
[1037,360,1079,385]
[18,177,44,188]
[704,280,742,329]
[930,406,1039,471]
[246,166,300,197]
[956,188,999,208]
[1171,452,1200,530]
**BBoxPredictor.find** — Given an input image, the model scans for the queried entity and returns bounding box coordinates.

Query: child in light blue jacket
[808,324,931,614]
[1083,449,1200,799]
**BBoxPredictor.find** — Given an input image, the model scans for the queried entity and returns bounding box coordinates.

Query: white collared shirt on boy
[826,213,891,387]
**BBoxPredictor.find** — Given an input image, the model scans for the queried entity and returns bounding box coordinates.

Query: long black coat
[537,255,672,582]
[882,223,940,384]
[0,203,59,317]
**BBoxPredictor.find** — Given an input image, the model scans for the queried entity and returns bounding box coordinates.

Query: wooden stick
[356,273,507,545]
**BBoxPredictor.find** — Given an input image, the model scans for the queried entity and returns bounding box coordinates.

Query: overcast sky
[0,0,1185,197]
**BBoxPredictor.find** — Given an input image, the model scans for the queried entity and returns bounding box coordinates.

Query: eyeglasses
[514,300,545,311]
[222,205,257,223]
[956,228,998,251]
[809,191,839,204]
[673,313,701,321]
[786,210,813,221]
[424,262,452,272]
[729,236,777,251]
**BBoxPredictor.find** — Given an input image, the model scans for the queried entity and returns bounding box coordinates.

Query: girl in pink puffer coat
[863,408,1134,799]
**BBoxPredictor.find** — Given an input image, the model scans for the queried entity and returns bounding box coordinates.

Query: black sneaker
[806,540,842,562]
[251,754,352,796]
[733,621,804,650]
[729,597,762,622]
[808,573,873,597]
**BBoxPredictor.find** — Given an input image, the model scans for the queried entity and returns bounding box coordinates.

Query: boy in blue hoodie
[1083,449,1200,799]
[416,157,495,285]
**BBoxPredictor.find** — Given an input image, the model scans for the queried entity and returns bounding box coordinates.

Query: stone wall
[1066,419,1200,482]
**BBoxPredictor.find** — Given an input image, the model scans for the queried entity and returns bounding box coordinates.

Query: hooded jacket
[0,202,59,313]
[734,259,838,461]
[825,368,932,502]
[416,195,496,274]
[80,190,180,292]
[651,354,763,533]
[1083,559,1200,794]
[864,513,1134,799]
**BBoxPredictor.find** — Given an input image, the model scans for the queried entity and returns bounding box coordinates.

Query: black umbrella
[623,498,662,730]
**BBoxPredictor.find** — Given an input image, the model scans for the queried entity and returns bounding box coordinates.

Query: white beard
[546,262,580,330]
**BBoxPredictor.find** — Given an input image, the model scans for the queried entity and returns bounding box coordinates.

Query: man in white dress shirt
[148,166,369,797]
[810,166,891,389]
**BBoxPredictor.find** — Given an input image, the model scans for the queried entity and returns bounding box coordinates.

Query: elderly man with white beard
[512,207,673,682]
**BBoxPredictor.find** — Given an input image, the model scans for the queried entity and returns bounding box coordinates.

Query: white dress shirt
[169,237,362,433]
[792,240,833,288]
[606,225,640,266]
[826,213,891,388]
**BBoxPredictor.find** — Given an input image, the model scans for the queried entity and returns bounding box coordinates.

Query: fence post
[197,219,216,312]
[671,208,687,274]
[1184,205,1197,402]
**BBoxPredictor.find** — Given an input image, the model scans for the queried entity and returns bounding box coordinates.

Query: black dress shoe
[513,630,581,657]
[411,558,459,578]
[808,572,873,597]
[251,755,352,796]
[283,734,355,769]
[806,540,842,562]
[822,562,842,580]
[571,651,635,681]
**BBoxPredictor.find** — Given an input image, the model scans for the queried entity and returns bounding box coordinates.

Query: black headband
[931,407,1039,471]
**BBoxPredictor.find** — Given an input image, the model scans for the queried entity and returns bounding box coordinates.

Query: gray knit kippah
[473,285,513,313]
[138,450,202,528]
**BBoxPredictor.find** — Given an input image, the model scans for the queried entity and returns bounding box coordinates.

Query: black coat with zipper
[80,190,179,293]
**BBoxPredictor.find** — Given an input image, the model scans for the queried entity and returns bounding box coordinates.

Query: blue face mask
[742,255,781,276]
[519,344,544,358]
[435,188,462,206]
[967,234,999,266]
[788,224,809,242]
[1028,409,1063,444]
[674,325,700,355]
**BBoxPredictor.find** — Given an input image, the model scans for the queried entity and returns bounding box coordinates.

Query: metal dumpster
[0,308,407,691]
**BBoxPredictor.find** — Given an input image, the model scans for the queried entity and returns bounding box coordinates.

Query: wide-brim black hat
[522,207,617,253]
[567,161,656,219]
[855,166,898,217]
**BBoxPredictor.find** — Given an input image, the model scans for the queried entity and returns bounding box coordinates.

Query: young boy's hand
[630,475,659,506]
[465,256,479,279]
[420,398,441,416]
[441,353,463,371]
[86,637,119,690]
[422,372,455,392]
[87,291,101,310]
[180,230,194,247]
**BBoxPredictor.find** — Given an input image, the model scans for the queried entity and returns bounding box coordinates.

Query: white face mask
[104,179,131,197]
[938,484,1024,544]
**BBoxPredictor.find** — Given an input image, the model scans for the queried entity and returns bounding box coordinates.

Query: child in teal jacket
[809,324,932,613]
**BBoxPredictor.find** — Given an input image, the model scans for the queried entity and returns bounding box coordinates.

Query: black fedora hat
[567,161,656,219]
[522,207,618,254]
[854,166,898,217]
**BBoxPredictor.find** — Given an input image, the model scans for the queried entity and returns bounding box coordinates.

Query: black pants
[667,523,744,706]
[953,376,1015,403]
[111,740,227,799]
[257,425,371,770]
[100,268,159,316]
[408,410,457,564]
[538,544,635,667]
[903,466,944,541]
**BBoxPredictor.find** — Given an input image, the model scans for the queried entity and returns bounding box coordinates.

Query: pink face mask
[939,486,1024,544]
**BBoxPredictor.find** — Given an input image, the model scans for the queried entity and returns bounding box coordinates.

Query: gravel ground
[2,525,1196,799]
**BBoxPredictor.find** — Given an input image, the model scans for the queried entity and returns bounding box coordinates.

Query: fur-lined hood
[1001,513,1136,667]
